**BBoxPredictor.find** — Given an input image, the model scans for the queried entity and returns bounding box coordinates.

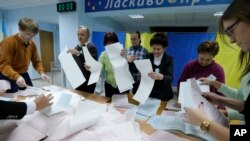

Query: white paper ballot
[82,47,102,85]
[58,47,86,89]
[179,78,228,126]
[105,43,134,93]
[133,59,155,104]
[0,80,10,90]
[41,90,84,116]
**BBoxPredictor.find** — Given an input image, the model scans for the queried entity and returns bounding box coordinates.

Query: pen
[39,135,48,141]
[165,108,181,112]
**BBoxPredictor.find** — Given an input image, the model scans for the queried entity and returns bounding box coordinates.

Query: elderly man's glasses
[224,19,240,38]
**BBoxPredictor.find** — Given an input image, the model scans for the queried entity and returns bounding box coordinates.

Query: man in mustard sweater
[0,17,49,93]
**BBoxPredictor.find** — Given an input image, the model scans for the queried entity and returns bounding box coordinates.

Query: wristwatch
[200,120,211,133]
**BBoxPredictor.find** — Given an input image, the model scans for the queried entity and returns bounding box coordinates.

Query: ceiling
[0,0,229,31]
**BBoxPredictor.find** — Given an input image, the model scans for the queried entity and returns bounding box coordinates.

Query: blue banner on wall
[85,0,232,13]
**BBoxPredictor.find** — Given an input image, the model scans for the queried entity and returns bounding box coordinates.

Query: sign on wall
[85,0,232,13]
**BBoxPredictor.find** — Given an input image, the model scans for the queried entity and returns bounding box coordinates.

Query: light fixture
[214,11,223,17]
[128,14,144,19]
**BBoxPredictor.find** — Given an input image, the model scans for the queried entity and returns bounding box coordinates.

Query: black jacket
[148,53,174,101]
[72,43,98,93]
[0,100,27,120]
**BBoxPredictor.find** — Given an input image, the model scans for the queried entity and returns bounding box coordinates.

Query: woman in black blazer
[147,33,174,101]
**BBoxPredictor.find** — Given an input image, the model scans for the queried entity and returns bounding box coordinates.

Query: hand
[120,48,127,58]
[34,93,53,110]
[148,72,164,80]
[198,77,214,85]
[84,64,91,71]
[183,103,209,126]
[202,92,224,105]
[127,55,136,63]
[0,89,5,96]
[16,76,27,88]
[41,73,49,82]
[67,48,80,56]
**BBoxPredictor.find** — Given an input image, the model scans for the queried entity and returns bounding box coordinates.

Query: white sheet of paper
[6,124,45,141]
[180,78,228,126]
[105,43,134,93]
[58,47,86,89]
[133,59,155,104]
[50,110,100,140]
[0,80,10,90]
[82,47,102,85]
[197,81,210,92]
[136,98,161,117]
[111,94,134,109]
[40,91,78,116]
[41,90,84,116]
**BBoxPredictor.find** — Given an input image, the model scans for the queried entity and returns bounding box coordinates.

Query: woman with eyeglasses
[183,0,250,140]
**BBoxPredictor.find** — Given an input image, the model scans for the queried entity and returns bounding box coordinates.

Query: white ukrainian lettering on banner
[206,0,212,2]
[114,0,122,8]
[137,0,144,7]
[156,0,164,5]
[105,0,112,9]
[191,0,200,6]
[147,0,154,6]
[122,0,129,7]
[180,0,190,4]
[129,0,136,7]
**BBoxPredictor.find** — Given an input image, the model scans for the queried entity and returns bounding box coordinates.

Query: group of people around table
[0,0,250,140]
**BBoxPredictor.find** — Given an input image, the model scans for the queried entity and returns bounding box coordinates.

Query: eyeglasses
[23,32,36,38]
[224,19,240,38]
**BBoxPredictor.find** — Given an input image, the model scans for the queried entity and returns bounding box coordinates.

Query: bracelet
[200,120,211,133]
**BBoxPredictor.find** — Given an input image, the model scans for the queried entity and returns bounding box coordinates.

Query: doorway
[40,30,54,72]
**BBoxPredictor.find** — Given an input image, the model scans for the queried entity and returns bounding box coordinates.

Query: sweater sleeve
[218,84,244,100]
[0,40,20,80]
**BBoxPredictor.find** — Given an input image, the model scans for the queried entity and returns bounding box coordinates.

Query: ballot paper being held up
[58,47,86,89]
[82,47,102,85]
[133,59,155,104]
[105,43,134,93]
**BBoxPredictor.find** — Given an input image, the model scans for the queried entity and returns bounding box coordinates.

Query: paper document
[0,80,10,90]
[179,78,228,126]
[58,47,86,89]
[16,86,45,97]
[82,47,102,85]
[105,43,134,93]
[40,90,83,116]
[133,59,155,104]
[136,98,160,117]
[148,115,216,141]
[111,94,135,109]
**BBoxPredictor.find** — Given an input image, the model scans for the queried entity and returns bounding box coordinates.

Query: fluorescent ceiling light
[128,14,144,19]
[214,11,223,17]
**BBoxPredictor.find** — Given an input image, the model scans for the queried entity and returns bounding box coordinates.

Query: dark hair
[150,32,168,48]
[103,32,119,45]
[18,17,39,34]
[219,0,250,79]
[197,41,219,57]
